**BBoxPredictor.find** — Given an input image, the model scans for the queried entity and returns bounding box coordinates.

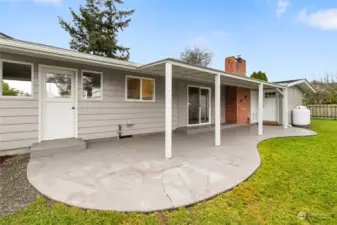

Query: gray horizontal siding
[80,113,178,121]
[0,109,38,117]
[78,70,179,140]
[0,131,37,142]
[0,139,37,151]
[79,122,176,136]
[0,124,37,134]
[0,52,39,150]
[0,51,227,150]
[79,107,177,115]
[0,52,179,149]
[0,116,38,125]
[79,118,178,127]
[0,100,38,108]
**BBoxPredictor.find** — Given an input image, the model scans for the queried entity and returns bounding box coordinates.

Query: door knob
[72,107,75,110]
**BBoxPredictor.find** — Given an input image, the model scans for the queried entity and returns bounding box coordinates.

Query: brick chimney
[224,56,250,124]
[225,56,246,76]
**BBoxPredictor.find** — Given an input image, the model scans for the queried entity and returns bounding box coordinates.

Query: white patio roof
[139,58,285,90]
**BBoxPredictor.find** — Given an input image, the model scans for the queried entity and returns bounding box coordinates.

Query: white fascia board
[287,79,316,94]
[287,79,306,87]
[140,59,285,89]
[171,60,285,88]
[0,38,140,70]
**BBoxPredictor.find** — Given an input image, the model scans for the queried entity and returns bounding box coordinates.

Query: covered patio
[138,59,289,159]
[27,125,316,212]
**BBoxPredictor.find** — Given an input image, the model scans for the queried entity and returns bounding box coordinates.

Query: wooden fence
[307,105,337,119]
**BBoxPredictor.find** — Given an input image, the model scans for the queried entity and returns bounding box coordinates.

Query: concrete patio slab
[27,125,316,212]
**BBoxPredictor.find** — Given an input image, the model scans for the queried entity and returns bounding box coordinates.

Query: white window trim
[125,75,156,102]
[0,59,34,99]
[81,70,103,101]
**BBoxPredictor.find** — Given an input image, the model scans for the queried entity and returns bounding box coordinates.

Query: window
[264,92,276,99]
[46,73,72,98]
[1,60,33,97]
[82,70,102,100]
[126,76,155,101]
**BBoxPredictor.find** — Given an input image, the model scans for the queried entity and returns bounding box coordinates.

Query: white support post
[165,63,172,159]
[258,83,264,135]
[215,74,221,146]
[282,87,288,128]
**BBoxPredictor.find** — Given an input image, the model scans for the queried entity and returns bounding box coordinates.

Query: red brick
[225,57,246,76]
[224,56,250,124]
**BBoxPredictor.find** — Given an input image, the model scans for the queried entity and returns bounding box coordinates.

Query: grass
[1,119,337,224]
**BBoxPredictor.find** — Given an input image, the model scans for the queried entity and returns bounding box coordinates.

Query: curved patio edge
[27,126,317,212]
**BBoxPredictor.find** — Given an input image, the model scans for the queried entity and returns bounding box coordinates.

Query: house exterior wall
[225,86,237,123]
[225,86,251,124]
[251,88,283,124]
[236,87,251,124]
[0,52,179,150]
[0,52,224,151]
[78,71,180,140]
[224,57,250,124]
[279,86,303,125]
[0,52,39,151]
[176,80,226,127]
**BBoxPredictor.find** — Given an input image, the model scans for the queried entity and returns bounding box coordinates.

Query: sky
[1,0,337,82]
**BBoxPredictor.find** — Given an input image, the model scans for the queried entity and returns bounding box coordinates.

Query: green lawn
[1,119,336,224]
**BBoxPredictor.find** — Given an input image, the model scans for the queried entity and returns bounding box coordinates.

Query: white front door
[263,91,277,121]
[41,66,76,141]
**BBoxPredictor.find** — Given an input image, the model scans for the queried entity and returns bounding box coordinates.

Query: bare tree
[304,72,337,104]
[180,47,214,67]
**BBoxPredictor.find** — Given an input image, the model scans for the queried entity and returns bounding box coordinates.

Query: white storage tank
[292,106,311,126]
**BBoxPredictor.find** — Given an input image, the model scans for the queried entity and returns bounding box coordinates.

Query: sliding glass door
[188,86,211,126]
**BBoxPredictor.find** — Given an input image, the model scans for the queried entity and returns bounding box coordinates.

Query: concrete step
[31,138,86,157]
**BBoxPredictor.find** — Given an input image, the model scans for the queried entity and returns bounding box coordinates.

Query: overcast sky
[1,0,337,82]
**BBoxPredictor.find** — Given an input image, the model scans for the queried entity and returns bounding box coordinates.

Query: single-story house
[0,36,316,158]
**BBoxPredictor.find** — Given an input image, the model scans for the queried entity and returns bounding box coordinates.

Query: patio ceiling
[139,58,285,90]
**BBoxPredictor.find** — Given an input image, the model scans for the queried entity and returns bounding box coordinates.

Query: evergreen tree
[59,0,134,60]
[250,71,268,81]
